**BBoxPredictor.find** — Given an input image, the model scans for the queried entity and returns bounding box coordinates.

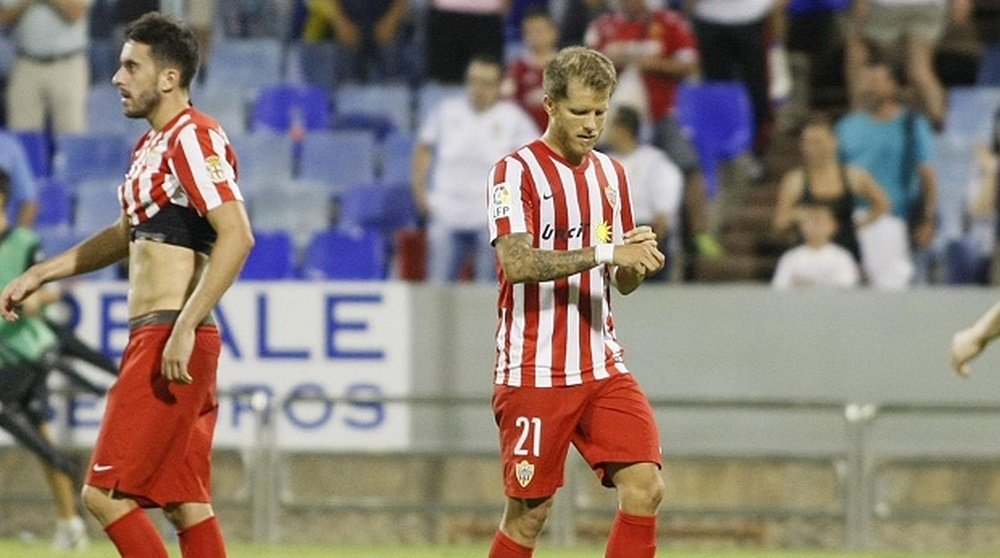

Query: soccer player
[0,12,253,558]
[487,46,666,558]
[952,302,1000,377]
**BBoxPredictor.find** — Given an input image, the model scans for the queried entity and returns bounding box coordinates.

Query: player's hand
[951,326,987,378]
[162,327,196,384]
[0,270,43,322]
[623,226,657,247]
[613,242,665,277]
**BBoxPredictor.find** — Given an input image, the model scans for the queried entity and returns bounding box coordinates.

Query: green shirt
[0,227,57,366]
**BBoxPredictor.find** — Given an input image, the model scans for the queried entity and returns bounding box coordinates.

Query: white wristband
[595,243,615,265]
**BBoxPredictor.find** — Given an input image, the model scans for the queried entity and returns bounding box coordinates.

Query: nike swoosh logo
[543,193,554,200]
[92,464,113,472]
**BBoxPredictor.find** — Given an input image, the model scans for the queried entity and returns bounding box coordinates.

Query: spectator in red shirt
[586,0,722,276]
[504,7,559,132]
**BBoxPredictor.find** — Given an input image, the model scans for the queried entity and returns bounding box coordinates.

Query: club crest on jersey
[205,155,228,182]
[515,460,535,488]
[603,182,619,209]
[492,182,511,219]
[596,220,613,243]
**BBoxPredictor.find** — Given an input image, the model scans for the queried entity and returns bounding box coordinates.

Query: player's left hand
[162,327,196,384]
[951,326,986,378]
[624,226,657,247]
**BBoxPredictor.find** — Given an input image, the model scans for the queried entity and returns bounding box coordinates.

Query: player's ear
[159,67,180,93]
[543,94,555,116]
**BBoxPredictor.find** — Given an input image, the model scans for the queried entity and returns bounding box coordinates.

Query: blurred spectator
[425,0,507,84]
[785,0,850,106]
[606,105,683,280]
[220,0,288,37]
[844,0,964,128]
[0,0,92,133]
[504,7,558,132]
[947,142,999,284]
[836,60,938,283]
[772,200,861,289]
[411,55,537,282]
[774,112,889,261]
[301,0,412,83]
[0,131,36,227]
[686,0,778,151]
[187,0,216,81]
[586,0,722,277]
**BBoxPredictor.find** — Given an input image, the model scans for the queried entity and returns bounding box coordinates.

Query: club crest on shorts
[205,155,228,182]
[515,459,535,488]
[492,182,512,219]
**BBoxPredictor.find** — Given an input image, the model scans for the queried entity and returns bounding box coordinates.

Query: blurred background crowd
[0,0,997,288]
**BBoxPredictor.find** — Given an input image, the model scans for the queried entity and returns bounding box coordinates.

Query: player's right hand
[0,271,42,322]
[951,326,986,378]
[613,242,665,277]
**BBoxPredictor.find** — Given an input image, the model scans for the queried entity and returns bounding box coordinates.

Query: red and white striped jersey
[488,140,636,388]
[118,107,242,226]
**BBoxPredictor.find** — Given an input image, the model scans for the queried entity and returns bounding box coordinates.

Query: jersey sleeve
[611,158,636,239]
[168,123,243,216]
[488,155,534,244]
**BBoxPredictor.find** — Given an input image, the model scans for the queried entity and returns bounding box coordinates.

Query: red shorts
[492,373,662,499]
[86,323,221,508]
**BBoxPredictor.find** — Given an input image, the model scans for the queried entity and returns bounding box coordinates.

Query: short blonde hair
[543,46,617,102]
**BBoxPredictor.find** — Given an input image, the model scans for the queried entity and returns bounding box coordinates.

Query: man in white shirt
[412,55,539,282]
[772,201,860,289]
[605,105,683,280]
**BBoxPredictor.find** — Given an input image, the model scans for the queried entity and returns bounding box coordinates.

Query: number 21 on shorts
[513,416,541,457]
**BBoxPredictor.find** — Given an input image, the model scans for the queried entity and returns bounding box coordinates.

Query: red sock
[606,511,657,558]
[104,507,169,558]
[489,529,533,558]
[179,515,227,558]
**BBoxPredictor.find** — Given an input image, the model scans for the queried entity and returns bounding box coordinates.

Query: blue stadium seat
[34,180,72,229]
[675,81,754,196]
[299,130,377,192]
[87,84,148,136]
[251,85,331,133]
[205,38,284,94]
[381,131,415,183]
[978,44,1000,86]
[191,86,248,135]
[296,42,338,94]
[330,112,396,141]
[244,185,331,248]
[88,39,119,84]
[53,133,131,185]
[338,182,417,234]
[944,86,1000,142]
[335,83,412,132]
[73,178,124,235]
[13,131,50,178]
[229,133,295,185]
[302,227,386,280]
[240,229,296,280]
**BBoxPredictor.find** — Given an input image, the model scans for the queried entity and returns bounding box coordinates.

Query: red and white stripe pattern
[488,140,636,388]
[118,107,242,224]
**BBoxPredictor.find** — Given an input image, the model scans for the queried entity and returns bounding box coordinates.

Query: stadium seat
[240,229,296,280]
[335,83,412,133]
[330,112,396,142]
[12,130,49,178]
[229,133,295,185]
[88,39,118,84]
[34,180,72,229]
[675,81,754,196]
[299,130,377,192]
[416,82,464,128]
[53,133,131,185]
[204,38,284,94]
[381,131,415,183]
[302,227,386,280]
[944,86,1000,142]
[73,178,124,235]
[251,85,332,133]
[296,41,338,94]
[191,86,249,135]
[245,187,331,249]
[87,84,148,136]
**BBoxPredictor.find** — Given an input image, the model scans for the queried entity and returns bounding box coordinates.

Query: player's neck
[148,92,192,131]
[541,131,585,167]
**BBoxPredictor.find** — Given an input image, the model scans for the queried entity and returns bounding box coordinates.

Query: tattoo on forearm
[500,234,595,283]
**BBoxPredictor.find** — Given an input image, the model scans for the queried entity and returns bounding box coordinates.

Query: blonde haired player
[487,46,665,558]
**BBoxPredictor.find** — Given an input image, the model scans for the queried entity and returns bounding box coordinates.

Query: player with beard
[0,12,252,557]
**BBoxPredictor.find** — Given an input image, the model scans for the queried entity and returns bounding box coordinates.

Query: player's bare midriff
[127,239,207,318]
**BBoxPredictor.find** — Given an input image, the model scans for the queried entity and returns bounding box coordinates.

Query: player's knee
[505,498,553,542]
[80,485,105,514]
[620,473,665,515]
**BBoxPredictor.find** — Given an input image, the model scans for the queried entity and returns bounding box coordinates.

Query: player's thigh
[493,384,589,499]
[573,374,662,487]
[6,59,46,130]
[46,56,88,134]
